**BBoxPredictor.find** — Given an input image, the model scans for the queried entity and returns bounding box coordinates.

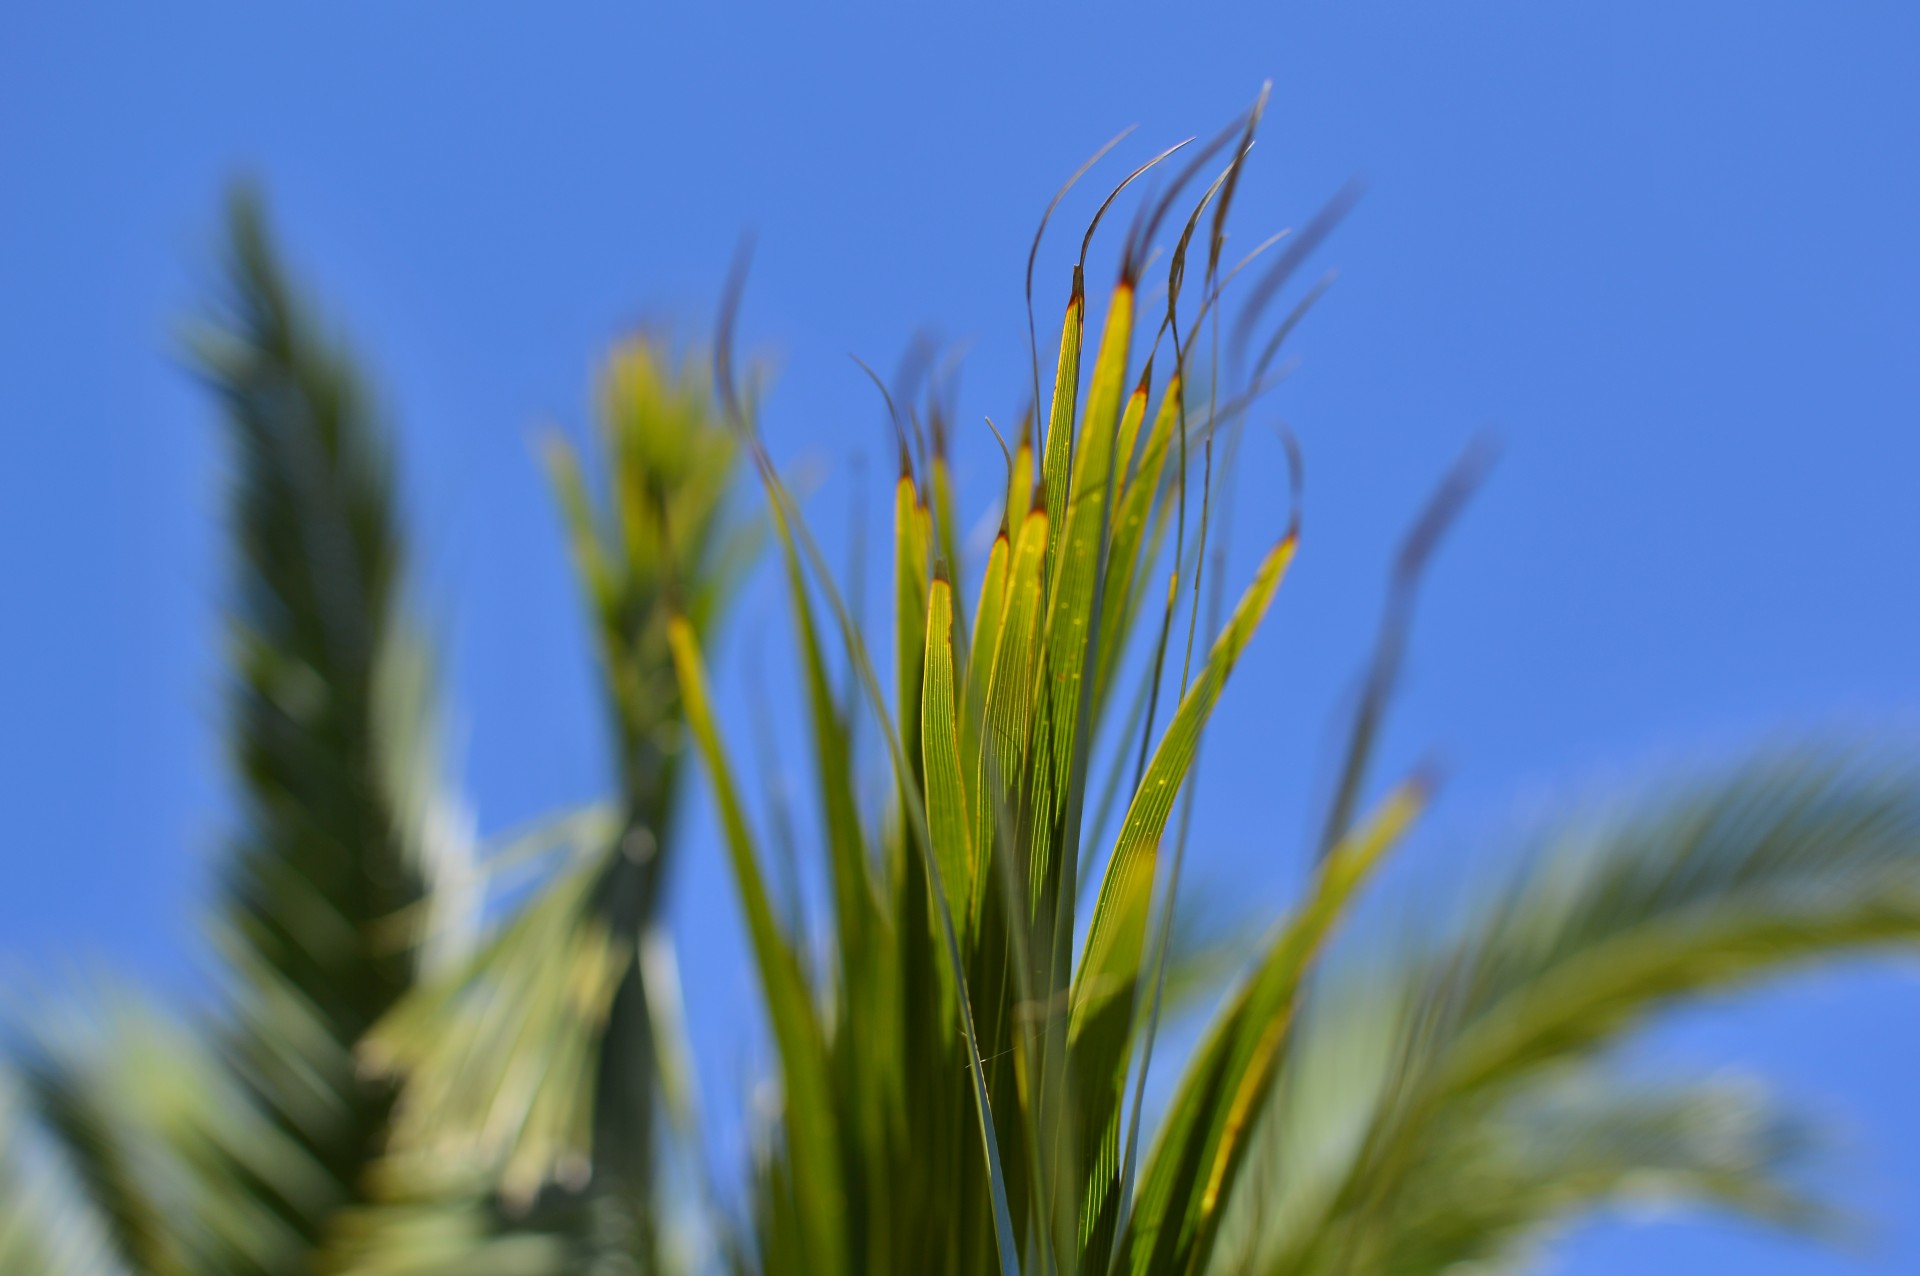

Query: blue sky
[4,4,1918,1271]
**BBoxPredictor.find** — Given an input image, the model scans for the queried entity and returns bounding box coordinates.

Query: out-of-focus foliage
[0,192,661,1275]
[364,335,746,1274]
[9,96,1920,1276]
[1208,752,1918,1276]
[196,188,485,1276]
[1,1044,119,1275]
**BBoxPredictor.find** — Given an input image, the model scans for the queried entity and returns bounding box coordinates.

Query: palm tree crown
[7,107,1920,1276]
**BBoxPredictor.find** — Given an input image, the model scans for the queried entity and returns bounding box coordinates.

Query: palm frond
[367,335,744,1272]
[9,988,335,1276]
[1219,748,1920,1276]
[10,110,1919,1276]
[0,1058,126,1276]
[15,1008,201,1276]
[0,1043,135,1274]
[1365,1068,1833,1275]
[702,92,1316,1276]
[691,97,1920,1276]
[187,187,480,1273]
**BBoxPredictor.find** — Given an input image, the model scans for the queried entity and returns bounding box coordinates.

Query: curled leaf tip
[1129,114,1245,286]
[1278,424,1305,541]
[1029,124,1136,447]
[1405,759,1446,805]
[1206,85,1272,283]
[1230,177,1367,367]
[715,231,755,431]
[1395,433,1498,586]
[851,352,914,480]
[1081,136,1194,276]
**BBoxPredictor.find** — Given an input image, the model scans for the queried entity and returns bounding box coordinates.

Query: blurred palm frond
[365,335,746,1274]
[1219,750,1917,1276]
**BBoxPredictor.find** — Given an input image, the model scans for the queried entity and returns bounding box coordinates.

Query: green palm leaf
[9,188,527,1276]
[10,101,1920,1276]
[669,617,849,1274]
[193,189,483,1275]
[1357,1069,1833,1275]
[1218,749,1920,1276]
[365,337,744,1273]
[0,1065,120,1276]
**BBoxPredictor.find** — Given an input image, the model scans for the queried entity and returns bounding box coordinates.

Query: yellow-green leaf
[895,475,931,786]
[1096,370,1183,707]
[978,509,1049,914]
[668,619,847,1275]
[1041,271,1086,571]
[1036,280,1137,906]
[1125,779,1425,1276]
[1075,532,1295,1034]
[922,577,976,951]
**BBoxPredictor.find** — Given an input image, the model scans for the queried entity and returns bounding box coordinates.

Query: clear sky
[3,4,1918,1272]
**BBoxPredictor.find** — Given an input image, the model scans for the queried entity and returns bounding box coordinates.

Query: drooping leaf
[1232,749,1920,1276]
[1074,534,1298,1043]
[668,619,848,1276]
[1070,531,1297,1259]
[1123,781,1424,1276]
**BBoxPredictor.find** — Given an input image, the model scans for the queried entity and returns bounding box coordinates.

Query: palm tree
[361,330,747,1274]
[0,191,738,1275]
[633,95,1920,1276]
[8,95,1920,1276]
[3,187,480,1276]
